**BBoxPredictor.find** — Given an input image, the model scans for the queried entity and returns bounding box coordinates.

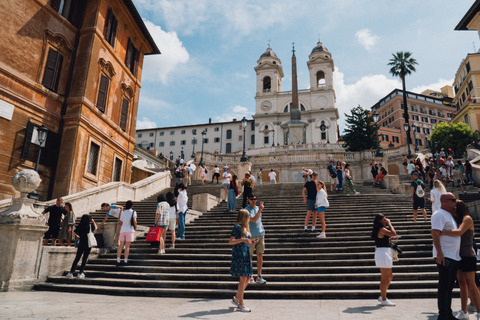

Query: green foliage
[388,52,418,80]
[430,122,479,157]
[342,105,378,152]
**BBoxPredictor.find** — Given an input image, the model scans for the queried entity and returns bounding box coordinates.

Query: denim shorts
[307,199,316,211]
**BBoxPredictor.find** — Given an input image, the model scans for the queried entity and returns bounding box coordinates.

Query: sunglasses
[249,198,257,201]
[446,198,457,202]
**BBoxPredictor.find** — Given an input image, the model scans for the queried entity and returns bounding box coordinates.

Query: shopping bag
[146,226,161,242]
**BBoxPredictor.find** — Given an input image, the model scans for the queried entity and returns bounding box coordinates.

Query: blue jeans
[337,171,343,189]
[177,210,187,239]
[436,258,459,320]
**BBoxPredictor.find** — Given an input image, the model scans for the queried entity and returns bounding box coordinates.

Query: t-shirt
[106,205,121,218]
[246,205,265,238]
[45,205,65,227]
[431,208,460,261]
[214,167,219,174]
[327,164,336,176]
[407,164,415,175]
[222,172,232,184]
[168,205,177,219]
[119,209,136,233]
[411,179,425,199]
[268,172,276,180]
[304,180,317,200]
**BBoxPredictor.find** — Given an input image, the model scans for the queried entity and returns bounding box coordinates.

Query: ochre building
[0,0,160,201]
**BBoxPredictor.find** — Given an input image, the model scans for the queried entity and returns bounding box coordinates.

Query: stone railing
[2,171,171,218]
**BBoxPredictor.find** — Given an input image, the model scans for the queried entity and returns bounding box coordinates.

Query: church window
[264,136,269,144]
[284,103,306,112]
[263,76,271,92]
[316,71,326,88]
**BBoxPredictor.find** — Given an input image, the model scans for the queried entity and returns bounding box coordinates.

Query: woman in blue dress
[227,175,238,212]
[229,209,257,312]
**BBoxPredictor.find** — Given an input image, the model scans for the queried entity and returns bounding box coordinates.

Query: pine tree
[342,105,378,152]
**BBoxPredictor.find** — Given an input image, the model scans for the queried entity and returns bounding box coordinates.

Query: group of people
[42,198,75,247]
[325,160,359,195]
[172,162,195,186]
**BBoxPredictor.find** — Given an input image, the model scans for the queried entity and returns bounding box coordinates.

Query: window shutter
[68,0,85,28]
[125,39,132,68]
[96,75,109,113]
[133,47,139,76]
[21,122,35,159]
[104,9,112,41]
[120,98,129,131]
[42,48,62,92]
[50,0,61,11]
[110,14,117,46]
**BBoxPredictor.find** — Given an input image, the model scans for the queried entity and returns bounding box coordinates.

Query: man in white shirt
[176,184,188,240]
[222,168,232,200]
[431,193,460,320]
[268,169,276,184]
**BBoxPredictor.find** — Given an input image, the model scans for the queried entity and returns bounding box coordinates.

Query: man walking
[431,193,460,320]
[327,160,337,192]
[222,168,232,200]
[246,194,267,284]
[302,171,318,232]
[411,172,427,222]
[268,169,276,184]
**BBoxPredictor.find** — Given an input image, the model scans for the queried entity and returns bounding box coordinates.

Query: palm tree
[388,51,418,158]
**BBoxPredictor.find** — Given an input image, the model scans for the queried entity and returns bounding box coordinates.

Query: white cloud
[355,29,379,51]
[235,73,250,79]
[214,105,253,122]
[142,20,190,84]
[412,78,453,94]
[136,117,157,129]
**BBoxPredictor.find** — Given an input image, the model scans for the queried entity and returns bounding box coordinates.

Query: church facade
[253,42,339,147]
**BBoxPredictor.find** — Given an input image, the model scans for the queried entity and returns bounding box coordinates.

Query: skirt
[375,247,393,268]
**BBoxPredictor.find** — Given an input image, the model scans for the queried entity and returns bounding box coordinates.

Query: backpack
[415,181,425,198]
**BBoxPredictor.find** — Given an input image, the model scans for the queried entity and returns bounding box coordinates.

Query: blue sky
[133,0,479,132]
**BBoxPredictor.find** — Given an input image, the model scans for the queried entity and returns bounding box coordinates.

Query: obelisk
[291,43,301,121]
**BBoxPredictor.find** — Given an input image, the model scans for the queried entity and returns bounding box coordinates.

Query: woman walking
[116,200,137,266]
[315,180,329,239]
[155,194,169,254]
[441,201,480,320]
[58,202,75,246]
[336,161,343,191]
[229,209,258,312]
[200,165,207,185]
[429,180,447,214]
[241,173,253,208]
[371,214,397,306]
[228,174,239,212]
[165,192,177,249]
[343,163,359,195]
[66,214,97,278]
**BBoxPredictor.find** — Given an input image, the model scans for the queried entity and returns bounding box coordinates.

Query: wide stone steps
[35,182,470,299]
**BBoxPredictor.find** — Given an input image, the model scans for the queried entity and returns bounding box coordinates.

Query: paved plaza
[0,291,463,319]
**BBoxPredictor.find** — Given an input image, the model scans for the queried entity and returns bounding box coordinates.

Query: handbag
[390,239,402,262]
[87,225,97,248]
[146,226,162,242]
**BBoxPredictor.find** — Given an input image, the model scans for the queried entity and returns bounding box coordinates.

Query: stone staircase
[34,182,478,299]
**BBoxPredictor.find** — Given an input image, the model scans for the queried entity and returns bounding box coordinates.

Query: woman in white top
[315,180,329,238]
[116,200,137,266]
[165,192,177,249]
[200,165,207,185]
[429,180,446,214]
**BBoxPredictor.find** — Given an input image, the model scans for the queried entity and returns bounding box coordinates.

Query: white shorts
[167,218,176,230]
[375,247,393,268]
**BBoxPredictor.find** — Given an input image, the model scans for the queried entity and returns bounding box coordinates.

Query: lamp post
[169,151,173,161]
[403,122,413,158]
[191,133,197,158]
[199,130,206,166]
[411,123,419,152]
[372,110,383,157]
[28,124,48,200]
[271,129,275,147]
[326,126,330,144]
[240,117,248,162]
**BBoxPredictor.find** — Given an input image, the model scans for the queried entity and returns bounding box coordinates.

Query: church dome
[260,47,278,59]
[311,41,329,54]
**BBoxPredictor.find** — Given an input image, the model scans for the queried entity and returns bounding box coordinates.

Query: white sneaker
[316,232,326,238]
[66,273,73,278]
[377,296,382,302]
[77,273,85,279]
[456,310,469,320]
[355,192,360,195]
[237,303,251,312]
[381,299,396,306]
[231,296,240,307]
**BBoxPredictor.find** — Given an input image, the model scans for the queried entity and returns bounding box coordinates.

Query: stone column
[235,162,252,181]
[0,169,47,291]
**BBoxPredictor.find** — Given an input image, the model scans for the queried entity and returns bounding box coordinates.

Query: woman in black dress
[66,214,97,278]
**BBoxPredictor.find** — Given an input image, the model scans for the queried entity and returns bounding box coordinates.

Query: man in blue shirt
[246,194,267,284]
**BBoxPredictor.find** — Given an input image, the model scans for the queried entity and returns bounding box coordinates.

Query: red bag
[146,226,161,242]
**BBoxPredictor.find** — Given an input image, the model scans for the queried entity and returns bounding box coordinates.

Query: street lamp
[411,123,419,152]
[169,151,173,161]
[28,124,48,200]
[326,126,330,144]
[240,117,248,162]
[191,133,197,158]
[199,130,206,166]
[403,122,413,158]
[372,110,383,157]
[271,129,275,147]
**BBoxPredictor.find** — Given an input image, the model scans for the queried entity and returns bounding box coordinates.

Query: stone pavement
[0,291,467,319]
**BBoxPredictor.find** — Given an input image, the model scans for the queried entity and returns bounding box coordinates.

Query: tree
[388,51,418,152]
[430,122,479,157]
[342,105,378,152]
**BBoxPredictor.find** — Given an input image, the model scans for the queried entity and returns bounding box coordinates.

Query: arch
[316,70,326,87]
[263,76,271,92]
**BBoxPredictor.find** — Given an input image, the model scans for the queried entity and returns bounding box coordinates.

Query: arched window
[263,76,271,92]
[226,143,232,153]
[316,71,326,87]
[284,103,306,112]
[226,130,232,139]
